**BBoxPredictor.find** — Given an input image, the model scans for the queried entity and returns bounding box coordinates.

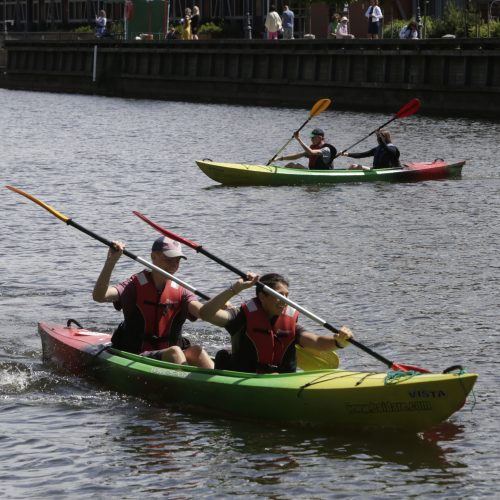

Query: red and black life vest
[308,143,336,169]
[132,270,184,351]
[241,298,299,373]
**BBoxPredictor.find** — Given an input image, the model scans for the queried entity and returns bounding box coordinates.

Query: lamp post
[488,0,500,37]
[245,0,252,39]
[416,3,422,39]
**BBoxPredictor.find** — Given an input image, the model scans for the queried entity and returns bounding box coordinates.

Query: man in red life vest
[93,236,222,368]
[276,128,337,170]
[200,273,353,373]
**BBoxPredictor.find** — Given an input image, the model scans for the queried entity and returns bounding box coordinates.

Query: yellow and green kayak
[39,321,477,432]
[196,160,466,186]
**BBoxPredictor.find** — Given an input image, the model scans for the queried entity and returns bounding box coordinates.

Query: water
[1,89,499,498]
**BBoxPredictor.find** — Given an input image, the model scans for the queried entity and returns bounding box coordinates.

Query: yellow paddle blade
[309,98,332,118]
[5,185,70,223]
[296,344,340,371]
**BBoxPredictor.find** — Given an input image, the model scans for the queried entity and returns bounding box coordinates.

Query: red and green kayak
[38,321,477,432]
[195,160,465,186]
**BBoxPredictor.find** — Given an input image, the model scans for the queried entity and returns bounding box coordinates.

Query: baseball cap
[151,236,187,259]
[310,128,325,137]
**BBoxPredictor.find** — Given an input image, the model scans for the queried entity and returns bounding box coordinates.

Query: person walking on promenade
[282,5,295,40]
[265,5,282,40]
[366,0,383,39]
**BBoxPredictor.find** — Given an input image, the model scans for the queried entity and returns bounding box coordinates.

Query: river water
[0,89,499,498]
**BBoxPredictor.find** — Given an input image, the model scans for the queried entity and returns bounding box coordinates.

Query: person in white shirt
[335,17,355,39]
[265,5,282,40]
[366,0,383,39]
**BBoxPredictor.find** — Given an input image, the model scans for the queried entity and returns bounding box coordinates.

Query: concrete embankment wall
[1,38,499,118]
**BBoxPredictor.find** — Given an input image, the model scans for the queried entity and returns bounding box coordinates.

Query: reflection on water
[0,89,499,497]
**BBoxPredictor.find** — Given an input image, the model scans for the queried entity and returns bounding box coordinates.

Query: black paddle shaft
[67,219,211,301]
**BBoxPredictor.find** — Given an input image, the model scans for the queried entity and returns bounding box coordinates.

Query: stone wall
[2,38,499,118]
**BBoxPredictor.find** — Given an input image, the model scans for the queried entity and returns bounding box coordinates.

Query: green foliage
[73,25,94,33]
[428,2,467,37]
[199,22,223,34]
[383,19,407,39]
[111,20,124,35]
[478,20,500,38]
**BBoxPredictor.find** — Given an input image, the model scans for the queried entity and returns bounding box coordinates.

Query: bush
[198,22,223,35]
[474,19,500,38]
[383,19,407,39]
[73,25,94,33]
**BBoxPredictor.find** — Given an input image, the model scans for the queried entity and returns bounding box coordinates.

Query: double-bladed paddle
[5,186,210,300]
[6,185,335,372]
[335,98,421,158]
[133,211,430,373]
[266,98,332,166]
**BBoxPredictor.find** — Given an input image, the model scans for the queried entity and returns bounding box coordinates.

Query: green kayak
[39,321,477,432]
[195,160,466,186]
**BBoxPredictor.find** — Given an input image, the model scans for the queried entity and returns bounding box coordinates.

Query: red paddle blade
[395,98,421,119]
[391,362,431,373]
[133,211,201,250]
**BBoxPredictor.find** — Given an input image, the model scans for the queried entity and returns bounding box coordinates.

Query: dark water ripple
[0,89,499,498]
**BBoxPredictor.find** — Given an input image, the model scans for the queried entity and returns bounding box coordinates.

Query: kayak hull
[38,321,477,432]
[195,160,465,186]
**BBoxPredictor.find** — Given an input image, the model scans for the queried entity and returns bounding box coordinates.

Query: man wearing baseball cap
[275,128,337,170]
[93,236,221,368]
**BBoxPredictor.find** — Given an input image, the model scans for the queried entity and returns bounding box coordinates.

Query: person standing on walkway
[191,6,201,40]
[265,5,282,40]
[95,10,107,37]
[182,8,192,40]
[366,0,383,39]
[328,13,341,38]
[281,5,295,40]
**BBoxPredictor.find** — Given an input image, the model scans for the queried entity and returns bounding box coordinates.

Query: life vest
[374,142,401,168]
[132,270,184,351]
[308,143,336,169]
[241,298,299,373]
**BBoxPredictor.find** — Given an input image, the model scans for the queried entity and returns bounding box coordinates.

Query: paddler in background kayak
[275,128,337,170]
[200,272,353,373]
[93,236,224,369]
[342,129,401,170]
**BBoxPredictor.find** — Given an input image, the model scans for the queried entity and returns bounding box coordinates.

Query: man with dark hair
[200,273,352,373]
[276,128,337,170]
[282,5,295,39]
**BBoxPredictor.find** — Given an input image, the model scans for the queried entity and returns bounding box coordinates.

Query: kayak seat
[214,348,233,370]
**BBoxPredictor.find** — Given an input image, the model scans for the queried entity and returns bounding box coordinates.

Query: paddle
[6,185,333,372]
[5,186,211,301]
[266,98,332,166]
[133,211,430,373]
[335,98,421,158]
